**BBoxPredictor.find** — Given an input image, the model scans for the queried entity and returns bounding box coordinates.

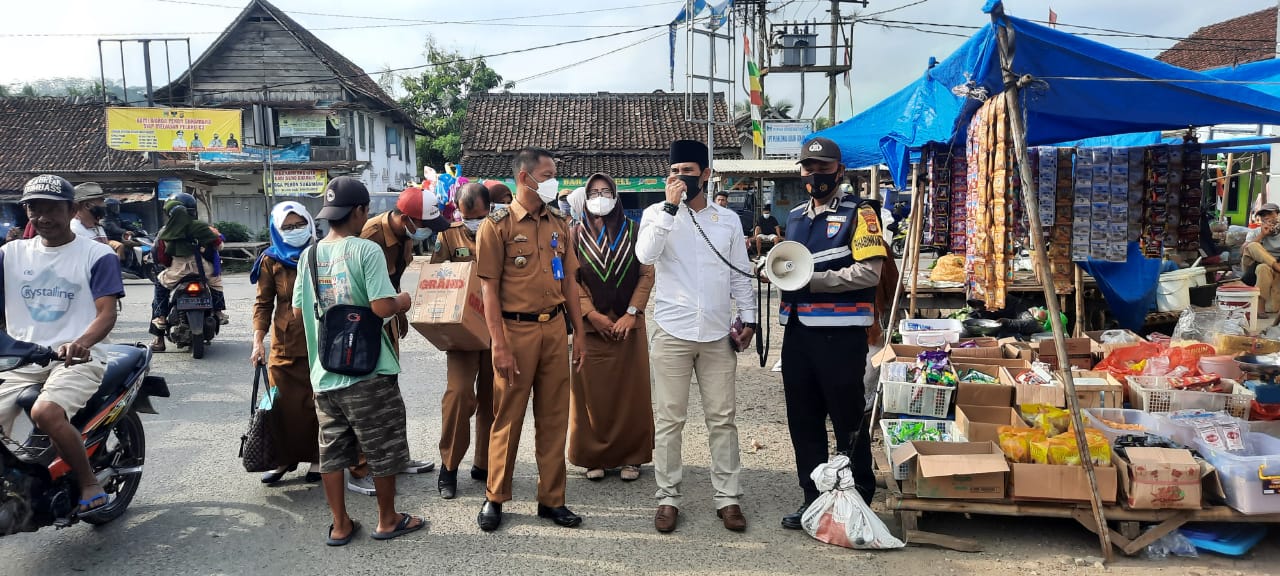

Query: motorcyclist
[148,193,227,352]
[102,198,144,264]
[0,175,125,517]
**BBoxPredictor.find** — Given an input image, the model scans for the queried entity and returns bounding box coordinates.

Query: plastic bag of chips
[1021,404,1072,436]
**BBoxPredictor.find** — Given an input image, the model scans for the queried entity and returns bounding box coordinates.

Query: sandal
[326,520,360,547]
[371,513,425,541]
[76,493,111,516]
[620,465,641,482]
[585,469,605,481]
[149,337,166,353]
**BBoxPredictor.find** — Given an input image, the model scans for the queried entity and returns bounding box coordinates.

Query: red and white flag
[1048,8,1058,28]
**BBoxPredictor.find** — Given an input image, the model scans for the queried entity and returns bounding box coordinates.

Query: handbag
[238,365,277,473]
[309,244,384,376]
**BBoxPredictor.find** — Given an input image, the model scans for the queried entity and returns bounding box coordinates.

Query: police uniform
[430,222,494,475]
[780,189,886,508]
[475,200,577,507]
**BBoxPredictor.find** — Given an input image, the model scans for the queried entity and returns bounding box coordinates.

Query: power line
[859,0,932,18]
[152,0,682,24]
[511,31,667,85]
[861,17,1280,53]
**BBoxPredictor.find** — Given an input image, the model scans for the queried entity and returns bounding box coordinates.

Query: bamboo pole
[1074,265,1085,337]
[870,162,920,439]
[991,7,1113,562]
[907,164,925,317]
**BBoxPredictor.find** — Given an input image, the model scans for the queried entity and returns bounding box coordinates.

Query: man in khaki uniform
[430,182,495,499]
[344,184,450,495]
[475,147,587,532]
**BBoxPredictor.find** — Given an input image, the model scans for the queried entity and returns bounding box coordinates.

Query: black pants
[781,320,875,506]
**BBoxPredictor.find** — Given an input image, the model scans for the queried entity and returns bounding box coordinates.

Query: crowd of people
[0,134,893,546]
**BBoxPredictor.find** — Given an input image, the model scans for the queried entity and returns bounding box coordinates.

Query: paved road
[0,270,1275,575]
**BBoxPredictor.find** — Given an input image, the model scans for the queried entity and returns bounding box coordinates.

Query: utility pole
[828,0,840,124]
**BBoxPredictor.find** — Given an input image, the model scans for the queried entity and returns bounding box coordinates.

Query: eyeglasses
[586,188,614,199]
[279,222,308,231]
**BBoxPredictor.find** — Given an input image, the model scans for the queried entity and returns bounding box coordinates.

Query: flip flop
[371,513,425,541]
[325,520,360,547]
[76,493,111,516]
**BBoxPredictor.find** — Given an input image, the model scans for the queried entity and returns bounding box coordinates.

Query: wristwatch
[626,306,638,316]
[662,202,679,215]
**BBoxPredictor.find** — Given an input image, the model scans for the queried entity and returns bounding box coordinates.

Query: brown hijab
[575,173,641,317]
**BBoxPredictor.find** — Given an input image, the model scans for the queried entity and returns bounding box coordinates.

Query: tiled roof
[157,0,419,130]
[461,152,732,180]
[0,98,145,191]
[1157,7,1277,71]
[462,92,739,155]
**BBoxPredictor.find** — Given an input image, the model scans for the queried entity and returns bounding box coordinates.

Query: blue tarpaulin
[1079,243,1163,332]
[814,4,1280,189]
[1206,58,1280,99]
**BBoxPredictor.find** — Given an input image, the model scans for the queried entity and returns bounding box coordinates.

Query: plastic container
[879,419,965,480]
[1198,355,1243,381]
[881,380,955,419]
[898,319,963,346]
[1157,269,1195,312]
[1155,411,1252,447]
[1191,432,1280,515]
[1084,408,1170,443]
[1127,376,1256,419]
[1217,285,1260,333]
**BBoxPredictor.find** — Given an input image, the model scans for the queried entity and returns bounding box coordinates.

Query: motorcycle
[0,333,168,535]
[120,231,158,283]
[158,240,219,359]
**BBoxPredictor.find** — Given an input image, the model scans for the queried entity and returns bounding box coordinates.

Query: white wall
[353,111,417,193]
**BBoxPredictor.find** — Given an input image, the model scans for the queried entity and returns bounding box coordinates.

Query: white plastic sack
[801,455,904,550]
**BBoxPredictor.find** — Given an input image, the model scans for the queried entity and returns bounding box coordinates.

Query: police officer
[475,147,587,532]
[344,183,450,495]
[430,182,495,499]
[772,137,886,530]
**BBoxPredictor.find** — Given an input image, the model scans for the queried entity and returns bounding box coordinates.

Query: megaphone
[762,241,814,291]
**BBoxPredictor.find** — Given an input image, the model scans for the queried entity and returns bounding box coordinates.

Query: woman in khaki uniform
[568,173,655,481]
[250,202,320,484]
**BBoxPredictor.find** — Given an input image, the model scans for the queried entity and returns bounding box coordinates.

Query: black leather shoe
[537,504,583,528]
[438,467,458,499]
[781,504,808,530]
[260,464,297,485]
[477,500,502,532]
[470,466,488,481]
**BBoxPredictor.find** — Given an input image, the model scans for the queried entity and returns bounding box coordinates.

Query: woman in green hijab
[149,192,227,352]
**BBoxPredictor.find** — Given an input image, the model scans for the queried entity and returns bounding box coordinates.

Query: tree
[734,95,794,120]
[399,36,513,170]
[814,116,834,131]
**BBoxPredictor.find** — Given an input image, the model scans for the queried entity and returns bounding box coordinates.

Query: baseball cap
[797,137,841,164]
[316,176,370,221]
[396,184,450,232]
[1259,203,1280,214]
[74,182,106,202]
[21,174,76,203]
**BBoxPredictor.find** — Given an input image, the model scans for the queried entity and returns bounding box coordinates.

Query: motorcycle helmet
[104,197,122,216]
[165,192,198,218]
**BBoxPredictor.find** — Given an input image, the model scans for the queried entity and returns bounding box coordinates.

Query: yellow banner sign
[266,169,329,197]
[106,107,243,152]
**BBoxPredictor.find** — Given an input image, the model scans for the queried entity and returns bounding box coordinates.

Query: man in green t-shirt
[292,176,423,545]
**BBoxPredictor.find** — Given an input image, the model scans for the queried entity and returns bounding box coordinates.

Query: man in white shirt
[636,139,756,534]
[70,182,110,245]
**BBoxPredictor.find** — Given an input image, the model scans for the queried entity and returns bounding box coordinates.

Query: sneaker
[217,312,230,325]
[401,459,435,474]
[346,473,377,496]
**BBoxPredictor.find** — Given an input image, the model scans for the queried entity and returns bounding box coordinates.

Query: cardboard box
[953,364,1014,407]
[1000,338,1036,361]
[1036,338,1092,357]
[1009,462,1118,503]
[951,337,1004,360]
[1116,448,1202,510]
[1001,368,1123,408]
[1084,329,1146,355]
[1038,355,1095,371]
[409,262,491,351]
[956,405,1025,444]
[893,441,1009,500]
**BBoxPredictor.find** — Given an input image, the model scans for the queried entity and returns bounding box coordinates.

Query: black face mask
[676,174,704,201]
[802,172,840,199]
[88,205,106,219]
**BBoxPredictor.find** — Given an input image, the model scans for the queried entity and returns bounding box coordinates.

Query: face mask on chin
[406,225,431,241]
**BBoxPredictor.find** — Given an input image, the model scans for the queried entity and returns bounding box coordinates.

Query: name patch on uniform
[826,221,843,238]
[454,247,471,258]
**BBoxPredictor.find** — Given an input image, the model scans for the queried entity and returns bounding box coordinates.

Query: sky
[1,0,1276,122]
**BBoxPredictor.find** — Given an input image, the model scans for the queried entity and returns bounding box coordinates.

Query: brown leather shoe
[654,505,679,533]
[717,504,747,532]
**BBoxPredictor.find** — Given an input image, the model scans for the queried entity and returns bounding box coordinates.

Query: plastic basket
[898,319,963,346]
[879,419,964,480]
[1083,408,1170,443]
[881,380,955,419]
[1191,432,1280,515]
[1126,376,1255,419]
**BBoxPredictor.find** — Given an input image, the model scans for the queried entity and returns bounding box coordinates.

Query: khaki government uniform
[475,200,578,507]
[251,257,320,466]
[360,212,412,350]
[430,223,495,473]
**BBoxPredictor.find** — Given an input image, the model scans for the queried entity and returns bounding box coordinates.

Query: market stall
[816,1,1280,562]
